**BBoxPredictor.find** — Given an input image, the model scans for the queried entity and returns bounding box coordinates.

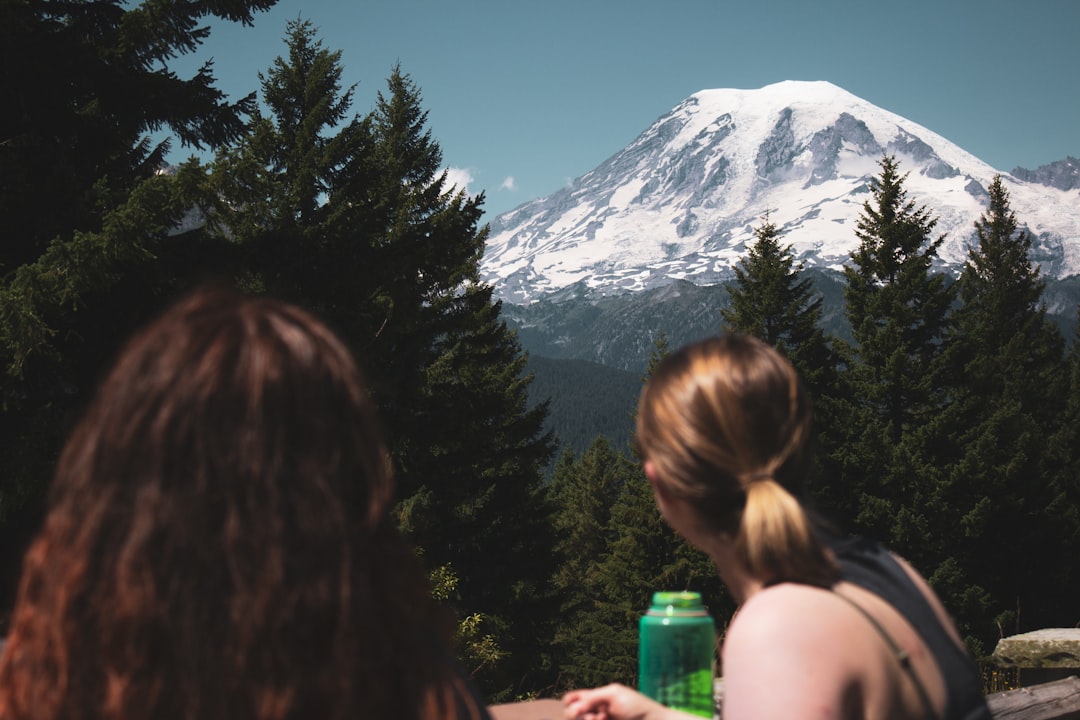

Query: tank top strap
[831,589,939,720]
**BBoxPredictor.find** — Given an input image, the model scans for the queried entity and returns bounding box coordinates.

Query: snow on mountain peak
[482,81,1080,305]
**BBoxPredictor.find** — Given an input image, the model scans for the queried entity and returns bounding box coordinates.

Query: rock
[993,629,1080,669]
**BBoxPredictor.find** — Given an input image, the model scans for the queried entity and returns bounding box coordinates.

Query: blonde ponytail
[737,477,837,587]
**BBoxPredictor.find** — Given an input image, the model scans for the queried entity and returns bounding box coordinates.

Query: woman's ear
[644,460,668,505]
[644,460,660,488]
[644,461,709,550]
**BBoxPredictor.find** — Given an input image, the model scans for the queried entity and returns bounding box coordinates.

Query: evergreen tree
[0,0,274,609]
[647,332,671,373]
[207,19,380,315]
[1058,308,1080,547]
[211,22,554,699]
[547,438,640,690]
[549,443,727,692]
[0,161,223,510]
[368,66,555,700]
[1066,307,1080,448]
[1,0,275,274]
[834,155,955,566]
[722,212,837,395]
[722,213,843,517]
[942,176,1073,649]
[585,465,729,688]
[394,283,556,699]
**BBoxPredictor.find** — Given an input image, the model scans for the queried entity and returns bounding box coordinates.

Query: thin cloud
[443,166,475,196]
[500,176,517,192]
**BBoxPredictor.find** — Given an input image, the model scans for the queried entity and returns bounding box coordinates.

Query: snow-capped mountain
[482,81,1080,305]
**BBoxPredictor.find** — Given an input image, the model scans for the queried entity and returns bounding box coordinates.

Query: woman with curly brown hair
[0,286,489,720]
[564,334,990,720]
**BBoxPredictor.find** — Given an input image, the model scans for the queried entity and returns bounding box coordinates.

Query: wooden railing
[489,676,1080,720]
[985,677,1080,720]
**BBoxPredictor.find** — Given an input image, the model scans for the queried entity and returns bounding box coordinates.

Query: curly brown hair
[0,286,481,720]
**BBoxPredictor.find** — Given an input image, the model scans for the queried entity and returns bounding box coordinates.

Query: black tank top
[827,534,991,720]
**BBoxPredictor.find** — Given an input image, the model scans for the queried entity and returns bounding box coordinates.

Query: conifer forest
[2,0,1079,702]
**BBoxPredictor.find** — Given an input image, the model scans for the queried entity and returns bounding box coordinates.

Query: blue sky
[165,0,1079,221]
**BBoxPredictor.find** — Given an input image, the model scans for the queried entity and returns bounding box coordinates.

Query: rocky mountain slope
[482,81,1080,305]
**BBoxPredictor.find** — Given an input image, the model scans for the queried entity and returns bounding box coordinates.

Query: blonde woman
[563,335,989,720]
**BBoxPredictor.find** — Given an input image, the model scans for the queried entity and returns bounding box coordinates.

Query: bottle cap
[648,591,707,615]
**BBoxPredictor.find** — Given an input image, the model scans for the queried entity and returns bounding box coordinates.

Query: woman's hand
[562,684,675,720]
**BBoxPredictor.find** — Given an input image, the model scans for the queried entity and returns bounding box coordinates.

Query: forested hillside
[525,356,640,463]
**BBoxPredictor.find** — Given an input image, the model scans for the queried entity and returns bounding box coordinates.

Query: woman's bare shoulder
[727,584,846,641]
[722,585,868,720]
[723,582,871,673]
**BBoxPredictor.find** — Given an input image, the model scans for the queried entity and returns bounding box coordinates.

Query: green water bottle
[638,591,716,719]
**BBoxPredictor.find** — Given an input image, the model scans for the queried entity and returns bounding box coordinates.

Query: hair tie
[744,470,773,485]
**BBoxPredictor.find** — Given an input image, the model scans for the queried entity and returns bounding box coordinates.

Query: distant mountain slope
[509,272,1080,372]
[483,81,1080,305]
